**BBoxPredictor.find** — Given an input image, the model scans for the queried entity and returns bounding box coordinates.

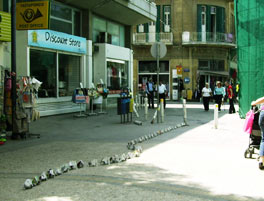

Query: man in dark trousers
[146,78,154,108]
[225,81,236,114]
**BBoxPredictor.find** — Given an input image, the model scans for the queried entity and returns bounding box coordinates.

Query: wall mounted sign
[176,66,182,76]
[184,77,190,84]
[183,68,190,72]
[0,11,11,42]
[28,30,87,54]
[16,1,50,30]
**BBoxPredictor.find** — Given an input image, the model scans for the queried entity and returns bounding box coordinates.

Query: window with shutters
[163,5,171,32]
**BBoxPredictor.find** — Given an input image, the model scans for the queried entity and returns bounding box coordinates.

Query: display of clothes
[13,77,41,134]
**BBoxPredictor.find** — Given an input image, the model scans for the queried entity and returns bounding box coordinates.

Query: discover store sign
[28,30,87,54]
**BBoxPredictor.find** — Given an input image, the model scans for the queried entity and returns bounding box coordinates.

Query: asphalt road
[0,102,264,201]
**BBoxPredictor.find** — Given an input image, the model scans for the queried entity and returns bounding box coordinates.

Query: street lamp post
[11,0,17,137]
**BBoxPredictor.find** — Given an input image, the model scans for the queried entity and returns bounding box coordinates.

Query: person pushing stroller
[251,97,264,170]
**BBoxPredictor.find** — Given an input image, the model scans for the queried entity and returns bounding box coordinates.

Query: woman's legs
[259,111,264,168]
[215,95,222,111]
[203,97,209,110]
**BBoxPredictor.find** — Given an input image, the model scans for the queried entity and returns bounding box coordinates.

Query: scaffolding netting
[235,0,264,118]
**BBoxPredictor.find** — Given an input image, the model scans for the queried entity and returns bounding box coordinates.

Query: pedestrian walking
[157,81,167,109]
[146,78,154,108]
[225,81,236,114]
[251,97,264,170]
[202,83,212,111]
[214,81,225,111]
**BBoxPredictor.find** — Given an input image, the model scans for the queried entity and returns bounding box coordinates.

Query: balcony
[133,32,173,45]
[182,32,236,48]
[63,0,157,25]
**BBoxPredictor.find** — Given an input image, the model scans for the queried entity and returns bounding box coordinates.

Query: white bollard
[214,104,218,129]
[183,99,188,125]
[161,99,164,123]
[135,95,139,110]
[133,103,139,118]
[144,97,148,120]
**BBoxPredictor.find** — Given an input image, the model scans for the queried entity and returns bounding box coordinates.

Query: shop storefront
[93,43,133,105]
[138,61,170,98]
[16,29,88,116]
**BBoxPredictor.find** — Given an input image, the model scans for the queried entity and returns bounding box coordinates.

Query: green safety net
[235,0,264,118]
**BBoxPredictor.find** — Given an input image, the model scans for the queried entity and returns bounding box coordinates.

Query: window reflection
[107,60,128,91]
[30,50,57,98]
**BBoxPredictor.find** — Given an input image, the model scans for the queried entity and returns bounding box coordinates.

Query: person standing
[146,78,154,108]
[202,83,212,111]
[157,81,167,108]
[214,81,225,111]
[225,81,236,114]
[251,97,264,170]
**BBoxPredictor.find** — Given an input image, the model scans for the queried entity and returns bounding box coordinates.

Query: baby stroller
[244,107,261,159]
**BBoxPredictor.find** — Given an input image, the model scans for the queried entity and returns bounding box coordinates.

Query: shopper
[157,81,167,109]
[146,78,154,108]
[214,81,225,111]
[202,83,212,111]
[251,97,264,170]
[225,81,236,114]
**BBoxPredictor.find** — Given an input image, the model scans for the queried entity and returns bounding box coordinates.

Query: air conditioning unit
[164,25,170,32]
[98,32,112,44]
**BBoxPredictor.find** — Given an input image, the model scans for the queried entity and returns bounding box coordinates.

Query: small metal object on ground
[24,179,33,189]
[77,160,85,168]
[134,120,142,125]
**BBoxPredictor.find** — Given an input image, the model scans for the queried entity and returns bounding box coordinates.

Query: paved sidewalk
[0,102,264,201]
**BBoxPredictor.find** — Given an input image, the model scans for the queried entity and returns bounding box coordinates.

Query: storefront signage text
[28,30,87,54]
[0,11,11,42]
[16,1,50,30]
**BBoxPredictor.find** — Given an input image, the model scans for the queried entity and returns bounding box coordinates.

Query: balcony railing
[133,32,173,45]
[182,32,236,47]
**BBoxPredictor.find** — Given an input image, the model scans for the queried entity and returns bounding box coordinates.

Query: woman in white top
[202,83,212,111]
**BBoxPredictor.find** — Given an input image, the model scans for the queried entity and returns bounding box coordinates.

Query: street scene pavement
[0,101,264,201]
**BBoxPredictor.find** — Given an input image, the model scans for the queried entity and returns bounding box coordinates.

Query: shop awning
[198,70,229,76]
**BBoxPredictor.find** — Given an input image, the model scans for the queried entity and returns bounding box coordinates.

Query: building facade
[1,0,156,116]
[133,0,236,101]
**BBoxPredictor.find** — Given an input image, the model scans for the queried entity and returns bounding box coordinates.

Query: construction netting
[235,0,264,118]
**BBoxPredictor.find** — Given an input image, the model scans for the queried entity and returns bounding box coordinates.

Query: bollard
[144,97,148,120]
[214,104,218,129]
[160,99,164,123]
[182,99,188,125]
[135,95,139,111]
[133,103,139,118]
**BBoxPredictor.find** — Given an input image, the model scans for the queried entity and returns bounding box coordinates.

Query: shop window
[107,60,128,91]
[198,60,225,71]
[59,54,81,97]
[30,50,57,98]
[139,61,169,73]
[50,1,81,36]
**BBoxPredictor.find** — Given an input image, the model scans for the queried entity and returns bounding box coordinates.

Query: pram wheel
[244,148,254,159]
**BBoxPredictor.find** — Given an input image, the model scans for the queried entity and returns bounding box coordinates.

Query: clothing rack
[15,76,40,139]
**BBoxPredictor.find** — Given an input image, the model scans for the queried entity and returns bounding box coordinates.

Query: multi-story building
[1,0,156,116]
[133,0,236,101]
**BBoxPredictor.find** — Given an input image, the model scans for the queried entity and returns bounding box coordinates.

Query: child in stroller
[244,106,261,159]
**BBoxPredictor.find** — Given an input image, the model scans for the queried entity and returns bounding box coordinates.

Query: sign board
[184,77,190,84]
[176,66,182,76]
[172,69,178,78]
[16,1,50,30]
[183,68,190,72]
[150,42,167,59]
[28,30,87,54]
[0,11,11,42]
